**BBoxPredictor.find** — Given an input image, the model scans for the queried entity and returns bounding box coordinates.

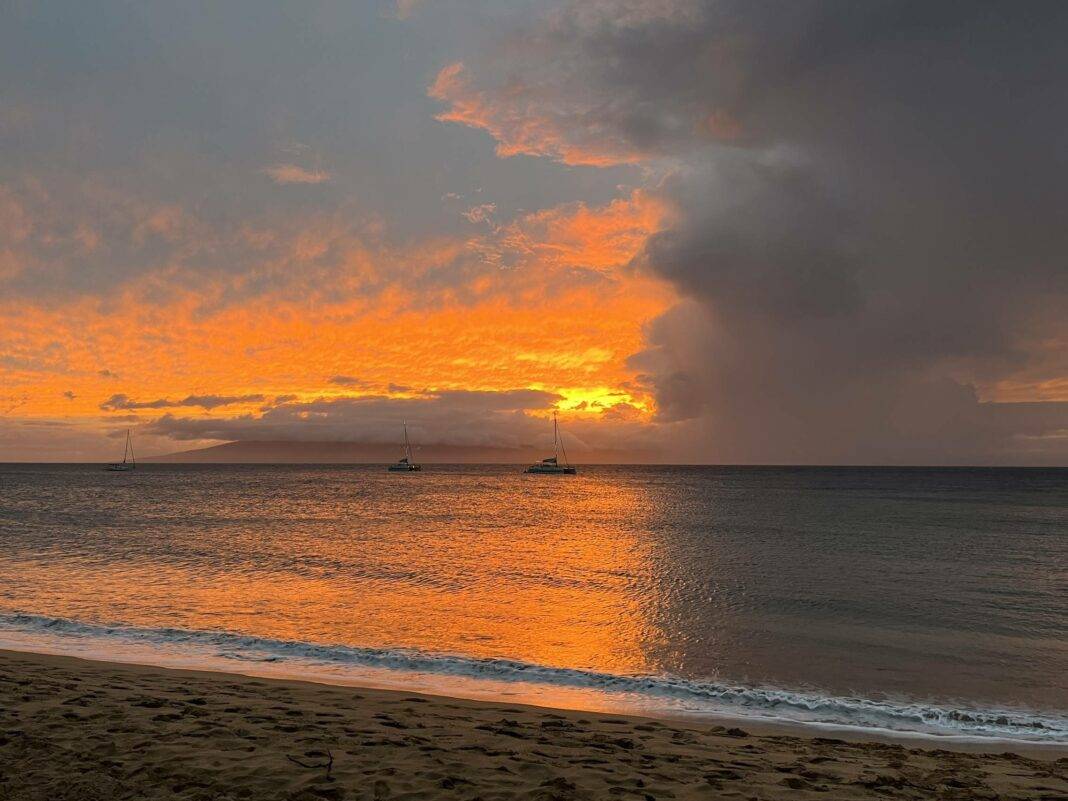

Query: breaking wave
[1,612,1064,742]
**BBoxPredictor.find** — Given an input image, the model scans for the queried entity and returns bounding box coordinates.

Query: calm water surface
[0,464,1065,741]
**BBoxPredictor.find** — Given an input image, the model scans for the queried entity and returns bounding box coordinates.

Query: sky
[1,0,1066,463]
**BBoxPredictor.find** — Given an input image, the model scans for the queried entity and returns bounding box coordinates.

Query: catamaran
[525,411,576,474]
[387,422,421,471]
[107,429,136,472]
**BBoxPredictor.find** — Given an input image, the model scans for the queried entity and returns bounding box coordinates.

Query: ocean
[0,463,1065,743]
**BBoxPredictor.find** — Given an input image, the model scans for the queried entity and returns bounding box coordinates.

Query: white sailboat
[525,411,576,474]
[107,429,136,472]
[387,422,421,471]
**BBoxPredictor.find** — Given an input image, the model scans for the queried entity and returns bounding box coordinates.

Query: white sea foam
[1,612,1064,742]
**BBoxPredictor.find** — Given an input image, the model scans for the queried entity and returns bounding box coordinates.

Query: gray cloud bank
[101,393,265,411]
[439,0,1068,463]
[145,389,658,455]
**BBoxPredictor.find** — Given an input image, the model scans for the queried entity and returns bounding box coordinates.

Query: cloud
[0,394,28,414]
[100,393,265,411]
[0,0,679,460]
[434,0,1068,463]
[143,388,665,454]
[14,0,1064,464]
[0,188,670,451]
[466,188,668,272]
[427,1,706,166]
[0,338,68,376]
[261,164,332,185]
[461,203,496,225]
[62,390,75,400]
[391,0,425,21]
[146,390,563,446]
[328,375,370,388]
[429,61,648,167]
[0,167,665,323]
[0,177,436,308]
[277,140,312,156]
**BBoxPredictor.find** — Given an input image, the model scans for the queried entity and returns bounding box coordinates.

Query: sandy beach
[0,649,1063,801]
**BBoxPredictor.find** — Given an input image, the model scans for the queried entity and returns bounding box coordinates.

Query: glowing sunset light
[4,8,1068,800]
[2,1,1066,463]
[0,182,674,457]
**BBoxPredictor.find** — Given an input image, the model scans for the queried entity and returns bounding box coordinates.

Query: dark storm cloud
[100,393,265,411]
[439,0,1068,463]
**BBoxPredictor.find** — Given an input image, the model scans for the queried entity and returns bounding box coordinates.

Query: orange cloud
[428,62,648,167]
[261,164,332,185]
[468,189,671,274]
[0,190,675,450]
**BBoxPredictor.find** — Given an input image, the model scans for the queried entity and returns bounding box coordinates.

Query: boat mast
[123,429,131,464]
[403,422,412,463]
[128,430,135,465]
[556,412,571,467]
[553,412,559,462]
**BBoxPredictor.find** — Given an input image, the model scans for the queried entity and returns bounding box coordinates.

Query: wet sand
[0,649,1064,800]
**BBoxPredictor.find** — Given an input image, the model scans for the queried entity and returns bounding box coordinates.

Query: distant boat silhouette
[107,429,136,472]
[388,422,421,472]
[526,412,576,474]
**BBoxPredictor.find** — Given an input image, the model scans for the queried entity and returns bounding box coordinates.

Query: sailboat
[525,411,577,474]
[107,429,136,472]
[387,422,421,471]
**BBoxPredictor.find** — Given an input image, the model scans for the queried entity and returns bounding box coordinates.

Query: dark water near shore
[0,464,1065,740]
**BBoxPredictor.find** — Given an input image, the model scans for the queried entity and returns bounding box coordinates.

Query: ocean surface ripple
[1,464,1065,742]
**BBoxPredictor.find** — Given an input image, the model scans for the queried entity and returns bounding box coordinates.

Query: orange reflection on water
[5,467,668,683]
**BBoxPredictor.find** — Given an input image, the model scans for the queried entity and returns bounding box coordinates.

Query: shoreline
[0,640,1065,759]
[0,631,1065,757]
[1,648,1065,801]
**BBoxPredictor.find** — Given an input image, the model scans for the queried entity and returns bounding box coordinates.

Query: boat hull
[387,464,421,472]
[106,464,135,472]
[525,465,576,474]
